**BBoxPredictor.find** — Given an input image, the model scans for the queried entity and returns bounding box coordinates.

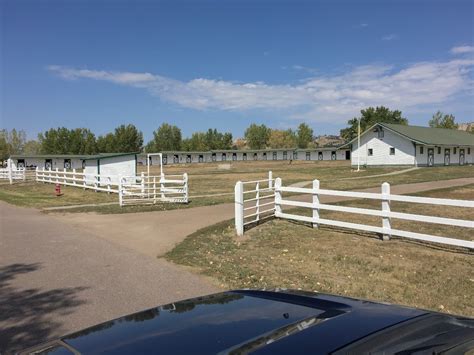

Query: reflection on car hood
[25,289,474,354]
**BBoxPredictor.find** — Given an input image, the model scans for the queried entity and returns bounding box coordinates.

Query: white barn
[343,123,474,167]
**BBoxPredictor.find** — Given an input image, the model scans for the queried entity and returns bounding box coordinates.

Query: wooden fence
[234,171,274,236]
[235,176,474,249]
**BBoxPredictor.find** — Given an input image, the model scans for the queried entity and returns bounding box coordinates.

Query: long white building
[342,123,474,167]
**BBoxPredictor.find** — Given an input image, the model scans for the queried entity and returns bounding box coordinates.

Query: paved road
[0,202,218,353]
[55,177,474,258]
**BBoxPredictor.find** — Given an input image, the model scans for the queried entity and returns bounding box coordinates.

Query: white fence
[36,168,119,193]
[235,177,474,249]
[234,171,274,236]
[0,167,26,183]
[119,173,188,206]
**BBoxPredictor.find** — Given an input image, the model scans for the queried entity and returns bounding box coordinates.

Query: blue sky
[2,0,473,141]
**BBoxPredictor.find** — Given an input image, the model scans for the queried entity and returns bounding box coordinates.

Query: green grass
[166,184,474,316]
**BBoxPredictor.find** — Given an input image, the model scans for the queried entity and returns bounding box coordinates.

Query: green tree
[0,130,9,162]
[23,140,41,155]
[267,129,296,148]
[7,129,27,155]
[97,133,116,153]
[244,123,270,149]
[296,123,313,148]
[429,111,458,129]
[110,124,143,152]
[69,128,98,154]
[146,123,182,151]
[340,106,408,141]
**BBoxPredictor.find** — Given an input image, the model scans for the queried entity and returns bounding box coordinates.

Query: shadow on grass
[0,263,88,353]
[282,219,474,256]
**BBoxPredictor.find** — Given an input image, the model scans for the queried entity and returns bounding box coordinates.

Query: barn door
[427,148,434,167]
[459,149,465,165]
[444,149,450,166]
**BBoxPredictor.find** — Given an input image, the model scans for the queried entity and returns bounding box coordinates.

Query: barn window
[437,147,441,154]
[17,159,25,168]
[389,147,395,155]
[212,153,216,162]
[419,146,424,154]
[453,147,457,154]
[318,152,323,160]
[174,155,179,163]
[368,149,373,156]
[331,151,336,160]
[64,159,71,169]
[253,153,258,160]
[162,155,168,165]
[199,155,204,163]
[293,151,298,160]
[272,152,277,160]
[232,153,237,161]
[263,152,267,160]
[469,148,471,154]
[305,152,311,160]
[283,151,287,160]
[243,153,247,160]
[222,153,226,161]
[82,160,86,169]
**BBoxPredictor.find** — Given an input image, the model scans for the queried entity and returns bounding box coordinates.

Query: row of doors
[427,148,465,166]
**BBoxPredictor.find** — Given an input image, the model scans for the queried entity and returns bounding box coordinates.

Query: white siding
[99,155,136,183]
[352,129,416,166]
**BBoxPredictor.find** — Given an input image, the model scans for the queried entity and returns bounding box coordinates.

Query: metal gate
[427,148,434,167]
[119,173,188,206]
[460,149,465,165]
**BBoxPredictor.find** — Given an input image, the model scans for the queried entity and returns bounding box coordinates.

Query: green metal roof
[11,152,138,160]
[381,123,474,146]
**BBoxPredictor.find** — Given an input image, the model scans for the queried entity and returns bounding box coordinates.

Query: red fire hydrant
[55,183,62,196]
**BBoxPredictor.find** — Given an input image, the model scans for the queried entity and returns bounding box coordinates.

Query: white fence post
[8,162,12,184]
[274,177,282,217]
[268,171,273,189]
[107,176,111,194]
[255,182,260,223]
[55,168,59,184]
[94,175,98,192]
[141,172,145,197]
[312,179,320,229]
[153,176,157,204]
[183,173,189,203]
[118,175,123,207]
[235,181,244,236]
[160,173,165,200]
[36,167,39,182]
[73,169,76,185]
[381,182,391,241]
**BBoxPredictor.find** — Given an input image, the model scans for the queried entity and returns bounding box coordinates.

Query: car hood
[24,289,474,354]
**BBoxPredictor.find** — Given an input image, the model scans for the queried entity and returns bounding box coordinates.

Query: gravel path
[0,202,218,353]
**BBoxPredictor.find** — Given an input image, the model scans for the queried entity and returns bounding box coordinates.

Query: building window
[222,153,226,161]
[305,152,311,160]
[368,149,373,156]
[283,151,287,160]
[318,152,323,160]
[437,147,441,154]
[272,152,277,160]
[390,147,395,155]
[453,147,457,154]
[243,153,247,160]
[64,159,71,169]
[293,151,298,160]
[232,153,237,161]
[468,148,471,155]
[420,146,424,154]
[253,153,258,160]
[263,152,267,160]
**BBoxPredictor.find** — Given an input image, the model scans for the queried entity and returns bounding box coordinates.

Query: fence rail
[119,173,188,206]
[36,168,119,193]
[235,176,474,249]
[234,171,274,235]
[0,167,26,183]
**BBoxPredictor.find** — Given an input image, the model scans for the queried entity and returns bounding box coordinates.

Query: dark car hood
[25,289,474,354]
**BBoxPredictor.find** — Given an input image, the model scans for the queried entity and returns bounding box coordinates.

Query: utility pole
[357,118,361,172]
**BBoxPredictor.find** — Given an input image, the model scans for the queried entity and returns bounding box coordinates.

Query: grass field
[166,184,474,316]
[0,161,472,213]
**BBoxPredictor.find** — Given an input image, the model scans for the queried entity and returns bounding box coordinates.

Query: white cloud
[382,34,399,41]
[48,58,474,123]
[450,45,474,54]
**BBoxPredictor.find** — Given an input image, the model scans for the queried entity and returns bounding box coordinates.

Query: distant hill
[314,135,345,147]
[458,122,474,132]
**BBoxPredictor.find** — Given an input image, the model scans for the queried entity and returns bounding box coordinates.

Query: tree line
[1,107,468,161]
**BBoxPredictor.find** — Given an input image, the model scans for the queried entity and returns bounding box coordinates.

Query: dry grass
[166,184,474,316]
[0,162,472,212]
